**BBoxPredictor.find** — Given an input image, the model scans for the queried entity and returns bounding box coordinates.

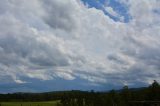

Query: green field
[0,101,60,106]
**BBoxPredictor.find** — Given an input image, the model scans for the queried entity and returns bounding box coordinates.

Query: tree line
[0,80,160,106]
[59,80,160,106]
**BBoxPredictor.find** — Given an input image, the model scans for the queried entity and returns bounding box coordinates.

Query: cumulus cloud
[104,6,120,17]
[104,5,124,21]
[0,0,160,91]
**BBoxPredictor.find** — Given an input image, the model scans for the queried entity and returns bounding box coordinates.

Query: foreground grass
[0,101,60,106]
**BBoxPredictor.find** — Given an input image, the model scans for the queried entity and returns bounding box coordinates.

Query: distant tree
[121,85,132,106]
[151,80,160,88]
[147,80,160,100]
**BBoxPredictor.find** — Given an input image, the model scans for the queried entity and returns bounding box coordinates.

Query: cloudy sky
[0,0,160,93]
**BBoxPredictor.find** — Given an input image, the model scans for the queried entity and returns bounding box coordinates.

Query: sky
[0,0,160,93]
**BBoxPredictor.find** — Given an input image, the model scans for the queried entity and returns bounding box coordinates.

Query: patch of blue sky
[81,0,132,22]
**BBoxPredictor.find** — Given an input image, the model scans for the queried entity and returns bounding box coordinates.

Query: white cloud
[105,7,117,16]
[0,0,160,90]
[104,6,124,21]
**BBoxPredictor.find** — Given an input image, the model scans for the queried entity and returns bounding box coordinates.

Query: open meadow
[0,101,59,106]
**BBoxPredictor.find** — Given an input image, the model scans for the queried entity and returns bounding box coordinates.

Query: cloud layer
[0,0,160,92]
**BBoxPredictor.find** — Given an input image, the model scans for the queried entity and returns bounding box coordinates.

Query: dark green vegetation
[0,80,160,106]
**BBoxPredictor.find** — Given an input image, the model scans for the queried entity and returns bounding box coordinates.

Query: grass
[0,101,60,106]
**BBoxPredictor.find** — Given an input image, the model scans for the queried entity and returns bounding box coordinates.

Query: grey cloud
[0,0,160,90]
[42,0,78,31]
